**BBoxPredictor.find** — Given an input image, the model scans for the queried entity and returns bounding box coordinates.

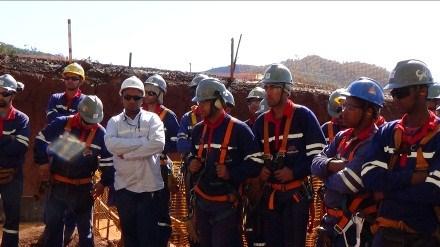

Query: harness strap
[327,193,377,234]
[196,124,208,159]
[159,107,169,121]
[371,217,417,234]
[328,121,335,143]
[263,106,296,156]
[218,118,235,165]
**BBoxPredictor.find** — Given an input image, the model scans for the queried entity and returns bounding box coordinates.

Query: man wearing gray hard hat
[34,95,114,246]
[0,74,29,247]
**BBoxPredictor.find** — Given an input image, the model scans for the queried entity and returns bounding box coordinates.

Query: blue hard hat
[341,77,384,108]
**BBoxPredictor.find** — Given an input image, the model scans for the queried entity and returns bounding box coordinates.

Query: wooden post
[230,38,234,82]
[68,19,72,63]
[129,52,132,68]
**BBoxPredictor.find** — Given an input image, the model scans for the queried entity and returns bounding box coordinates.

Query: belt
[268,178,306,192]
[267,178,307,210]
[194,184,237,203]
[52,174,92,186]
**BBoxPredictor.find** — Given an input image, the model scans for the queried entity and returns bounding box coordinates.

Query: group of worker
[0,57,439,247]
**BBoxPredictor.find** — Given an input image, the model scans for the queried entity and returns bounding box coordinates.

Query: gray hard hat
[189,74,209,88]
[78,95,104,124]
[0,74,24,92]
[384,59,434,90]
[144,74,167,93]
[327,88,346,118]
[256,98,269,114]
[246,86,266,100]
[225,89,235,107]
[427,83,440,99]
[192,78,228,103]
[260,63,293,86]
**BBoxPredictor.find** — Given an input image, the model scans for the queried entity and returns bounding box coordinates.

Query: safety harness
[262,103,310,210]
[325,126,378,234]
[158,106,170,122]
[193,117,237,204]
[52,114,97,186]
[371,113,440,234]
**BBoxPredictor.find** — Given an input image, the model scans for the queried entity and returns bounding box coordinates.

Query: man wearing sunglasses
[38,62,86,246]
[105,76,166,247]
[321,88,346,144]
[0,74,29,247]
[361,59,440,246]
[34,95,114,247]
[312,78,384,247]
[143,74,179,246]
[252,64,326,247]
[46,62,86,124]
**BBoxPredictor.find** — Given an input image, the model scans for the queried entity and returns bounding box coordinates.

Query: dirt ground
[0,223,121,247]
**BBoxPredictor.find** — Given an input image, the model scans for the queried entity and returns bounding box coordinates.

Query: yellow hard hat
[63,62,85,80]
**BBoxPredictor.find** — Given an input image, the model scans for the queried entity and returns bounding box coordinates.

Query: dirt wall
[1,56,401,198]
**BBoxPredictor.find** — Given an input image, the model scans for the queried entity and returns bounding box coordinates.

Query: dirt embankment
[0,55,401,198]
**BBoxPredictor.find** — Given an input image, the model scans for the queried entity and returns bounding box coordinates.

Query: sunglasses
[0,92,13,97]
[390,87,412,99]
[146,91,157,97]
[64,76,81,81]
[123,95,143,101]
[335,106,343,114]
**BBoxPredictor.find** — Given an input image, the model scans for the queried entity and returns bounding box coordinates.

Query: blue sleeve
[34,118,66,165]
[327,140,370,194]
[361,128,412,192]
[311,133,340,179]
[97,129,114,187]
[0,116,30,159]
[292,108,326,180]
[163,111,179,154]
[385,153,440,204]
[177,113,192,154]
[229,123,262,185]
[46,95,60,124]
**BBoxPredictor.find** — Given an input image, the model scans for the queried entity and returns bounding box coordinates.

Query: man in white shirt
[104,76,166,247]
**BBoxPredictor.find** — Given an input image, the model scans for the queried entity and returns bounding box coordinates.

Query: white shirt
[105,109,165,193]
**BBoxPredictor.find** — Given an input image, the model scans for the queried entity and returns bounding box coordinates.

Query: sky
[1,1,440,80]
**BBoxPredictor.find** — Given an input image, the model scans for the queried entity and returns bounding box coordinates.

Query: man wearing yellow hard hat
[39,62,86,246]
[46,62,86,124]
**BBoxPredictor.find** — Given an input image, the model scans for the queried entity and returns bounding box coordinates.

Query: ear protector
[213,91,224,109]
